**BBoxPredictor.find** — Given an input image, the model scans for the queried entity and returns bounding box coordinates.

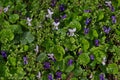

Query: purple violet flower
[84,28,89,34]
[48,74,53,80]
[111,15,116,24]
[56,71,62,79]
[110,6,115,12]
[23,56,28,65]
[85,18,91,26]
[77,50,82,55]
[68,59,73,66]
[84,10,91,13]
[90,54,94,60]
[61,14,67,19]
[95,39,99,47]
[51,0,57,7]
[59,4,65,12]
[43,62,51,69]
[103,26,111,34]
[1,51,7,58]
[99,73,105,80]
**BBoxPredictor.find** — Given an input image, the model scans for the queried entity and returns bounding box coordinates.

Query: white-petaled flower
[52,22,60,30]
[105,1,112,7]
[102,57,107,65]
[46,9,53,19]
[36,71,41,79]
[34,45,39,54]
[27,17,32,26]
[68,28,76,36]
[47,53,55,61]
[89,73,93,79]
[3,5,10,13]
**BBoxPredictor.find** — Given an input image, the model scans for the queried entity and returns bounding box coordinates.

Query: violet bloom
[90,54,94,60]
[110,6,115,12]
[103,26,111,34]
[95,39,99,47]
[99,73,105,80]
[111,15,116,24]
[1,51,7,58]
[84,10,91,13]
[77,50,82,55]
[59,4,65,12]
[56,71,62,79]
[48,74,53,80]
[51,0,57,7]
[68,59,73,66]
[61,14,67,19]
[85,18,91,26]
[43,62,51,69]
[84,28,89,34]
[23,56,28,65]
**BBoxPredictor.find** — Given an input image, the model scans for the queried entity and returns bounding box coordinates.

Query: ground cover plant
[0,0,120,80]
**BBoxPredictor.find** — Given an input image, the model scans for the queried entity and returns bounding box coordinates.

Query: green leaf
[54,45,65,61]
[37,53,47,62]
[23,45,29,51]
[9,25,23,34]
[107,63,118,74]
[81,39,89,51]
[77,53,90,66]
[21,32,35,44]
[98,11,104,21]
[71,78,78,80]
[69,20,81,31]
[9,14,19,23]
[65,65,74,73]
[92,30,98,38]
[0,29,14,43]
[16,67,26,79]
[9,57,16,67]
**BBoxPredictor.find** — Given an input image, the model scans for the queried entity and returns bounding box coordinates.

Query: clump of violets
[55,71,62,79]
[1,51,7,58]
[47,53,56,61]
[46,9,53,19]
[99,73,105,80]
[111,15,116,24]
[94,39,99,47]
[43,62,51,69]
[84,28,89,35]
[85,18,91,26]
[59,4,65,12]
[103,26,111,34]
[68,59,73,66]
[23,56,28,65]
[27,17,32,26]
[68,28,76,36]
[90,54,94,61]
[48,74,53,80]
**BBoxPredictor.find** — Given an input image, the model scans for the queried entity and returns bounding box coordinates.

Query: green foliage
[0,29,14,43]
[77,53,90,66]
[9,14,19,23]
[54,45,65,61]
[107,63,119,74]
